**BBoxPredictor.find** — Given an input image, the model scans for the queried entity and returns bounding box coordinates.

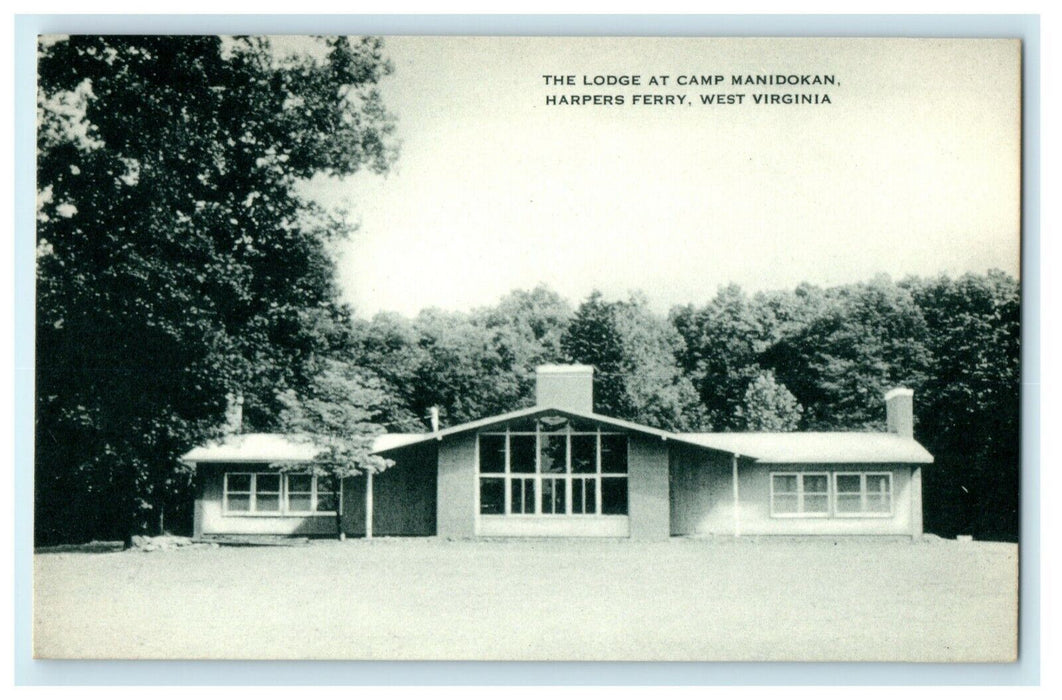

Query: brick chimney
[535,365,594,413]
[884,388,914,438]
[224,392,244,435]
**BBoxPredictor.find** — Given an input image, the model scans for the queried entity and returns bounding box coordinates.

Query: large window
[770,471,893,518]
[477,414,628,516]
[222,472,339,516]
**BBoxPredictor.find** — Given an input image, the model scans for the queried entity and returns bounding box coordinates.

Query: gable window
[476,414,628,517]
[222,471,339,516]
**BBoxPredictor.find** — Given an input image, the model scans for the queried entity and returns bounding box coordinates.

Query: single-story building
[182,365,932,540]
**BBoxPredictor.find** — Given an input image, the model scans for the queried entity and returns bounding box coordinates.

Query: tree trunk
[122,465,140,549]
[366,469,374,540]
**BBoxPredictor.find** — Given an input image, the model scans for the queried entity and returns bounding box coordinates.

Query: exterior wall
[374,442,438,536]
[477,516,629,537]
[344,442,439,537]
[193,463,341,537]
[438,429,669,539]
[668,447,920,536]
[669,442,736,536]
[910,466,924,537]
[437,433,477,538]
[627,434,671,540]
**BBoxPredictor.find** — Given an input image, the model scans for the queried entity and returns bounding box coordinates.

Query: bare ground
[33,537,1018,661]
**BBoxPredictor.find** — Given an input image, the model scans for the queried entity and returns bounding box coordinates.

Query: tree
[348,286,572,430]
[276,360,393,539]
[36,36,398,545]
[763,276,932,430]
[734,370,804,431]
[905,271,1020,540]
[563,291,705,430]
[476,285,572,405]
[670,285,770,430]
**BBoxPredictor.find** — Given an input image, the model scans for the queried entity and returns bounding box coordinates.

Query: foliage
[562,291,705,430]
[276,359,394,538]
[350,286,571,430]
[763,276,932,430]
[671,285,772,430]
[903,272,1020,539]
[35,35,398,545]
[735,370,804,431]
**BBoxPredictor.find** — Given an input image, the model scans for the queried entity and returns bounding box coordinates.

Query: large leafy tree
[905,272,1020,539]
[671,285,771,430]
[36,36,398,545]
[762,276,932,430]
[671,283,831,430]
[475,285,572,407]
[349,286,572,430]
[563,291,704,430]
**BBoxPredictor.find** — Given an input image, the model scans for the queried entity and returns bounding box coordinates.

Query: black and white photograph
[31,34,1022,663]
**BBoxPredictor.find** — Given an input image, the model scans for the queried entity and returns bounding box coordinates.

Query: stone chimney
[885,388,914,438]
[224,392,244,435]
[535,364,594,413]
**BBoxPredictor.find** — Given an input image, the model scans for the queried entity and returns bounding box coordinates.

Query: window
[770,472,829,517]
[834,472,893,516]
[477,414,628,516]
[222,471,340,516]
[770,471,894,518]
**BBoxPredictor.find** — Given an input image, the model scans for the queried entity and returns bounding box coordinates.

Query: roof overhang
[180,433,326,464]
[370,405,679,455]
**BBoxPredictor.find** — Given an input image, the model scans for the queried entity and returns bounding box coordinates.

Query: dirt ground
[33,537,1018,661]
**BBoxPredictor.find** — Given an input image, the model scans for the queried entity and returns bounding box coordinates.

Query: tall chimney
[535,365,594,413]
[884,388,914,438]
[224,393,244,435]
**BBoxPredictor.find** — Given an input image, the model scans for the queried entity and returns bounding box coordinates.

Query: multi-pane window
[477,414,629,516]
[770,473,829,516]
[770,471,893,517]
[834,472,893,516]
[222,471,339,515]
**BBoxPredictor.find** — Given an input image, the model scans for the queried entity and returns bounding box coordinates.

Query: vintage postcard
[33,36,1021,662]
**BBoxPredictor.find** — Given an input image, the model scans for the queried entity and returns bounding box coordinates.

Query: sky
[302,37,1021,318]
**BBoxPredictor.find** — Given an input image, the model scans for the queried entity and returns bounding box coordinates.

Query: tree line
[342,274,1019,541]
[34,36,1019,545]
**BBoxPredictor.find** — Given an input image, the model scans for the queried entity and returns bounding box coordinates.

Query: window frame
[832,471,894,518]
[476,415,629,517]
[222,470,341,517]
[769,471,831,518]
[768,470,896,519]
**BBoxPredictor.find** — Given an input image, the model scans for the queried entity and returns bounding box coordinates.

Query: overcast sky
[303,37,1021,318]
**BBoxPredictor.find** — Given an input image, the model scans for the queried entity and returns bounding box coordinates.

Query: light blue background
[14,13,1041,686]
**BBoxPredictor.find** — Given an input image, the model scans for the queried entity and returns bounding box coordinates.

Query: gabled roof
[369,404,674,454]
[369,408,933,465]
[679,432,933,464]
[371,433,428,452]
[184,413,933,466]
